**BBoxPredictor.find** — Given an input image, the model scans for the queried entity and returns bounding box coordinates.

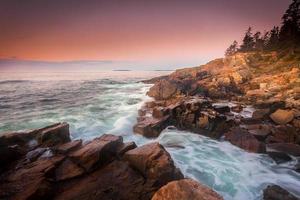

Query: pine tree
[266,26,280,50]
[279,0,300,48]
[239,27,255,52]
[253,31,265,51]
[225,40,238,56]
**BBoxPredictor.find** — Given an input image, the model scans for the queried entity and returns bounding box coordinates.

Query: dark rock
[248,127,271,141]
[267,143,300,157]
[36,122,71,147]
[266,125,299,144]
[70,134,122,171]
[231,105,243,113]
[26,147,48,162]
[267,151,292,164]
[55,159,85,181]
[263,185,299,200]
[212,103,230,114]
[152,179,223,200]
[252,108,270,120]
[116,141,137,156]
[123,142,183,184]
[55,140,82,154]
[225,127,266,153]
[133,115,170,138]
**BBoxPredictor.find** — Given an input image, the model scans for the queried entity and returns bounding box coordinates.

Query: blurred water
[0,70,299,200]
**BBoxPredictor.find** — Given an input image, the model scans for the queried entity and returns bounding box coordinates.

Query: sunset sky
[0,0,290,69]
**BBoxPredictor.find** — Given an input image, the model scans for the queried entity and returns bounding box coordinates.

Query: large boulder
[270,109,294,125]
[123,142,183,185]
[151,179,223,200]
[70,134,122,171]
[147,80,178,100]
[263,185,299,200]
[225,127,266,153]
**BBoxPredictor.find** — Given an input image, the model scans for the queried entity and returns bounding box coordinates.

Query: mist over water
[0,71,299,200]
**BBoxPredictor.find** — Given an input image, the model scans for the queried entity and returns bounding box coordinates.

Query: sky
[0,0,291,69]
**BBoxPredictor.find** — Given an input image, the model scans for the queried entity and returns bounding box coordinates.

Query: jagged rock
[147,80,178,100]
[212,103,230,114]
[267,143,300,157]
[36,122,71,147]
[231,105,243,113]
[265,125,299,144]
[55,159,85,181]
[116,141,137,156]
[151,179,223,200]
[270,109,294,125]
[133,115,170,138]
[225,127,266,153]
[70,134,122,171]
[123,142,183,184]
[252,108,270,120]
[263,185,299,200]
[153,107,169,118]
[54,140,82,154]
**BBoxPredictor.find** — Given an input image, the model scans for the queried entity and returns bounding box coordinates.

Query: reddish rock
[133,115,170,138]
[231,105,243,113]
[266,125,299,144]
[151,179,223,200]
[116,141,137,156]
[263,185,298,200]
[153,107,169,118]
[55,140,82,154]
[225,127,266,153]
[147,80,178,100]
[123,142,183,184]
[270,109,294,125]
[55,159,85,181]
[36,122,71,147]
[70,134,122,171]
[252,108,270,120]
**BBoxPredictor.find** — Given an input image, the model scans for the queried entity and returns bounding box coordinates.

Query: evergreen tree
[253,31,265,51]
[279,0,300,47]
[239,27,255,52]
[266,26,280,50]
[225,40,238,56]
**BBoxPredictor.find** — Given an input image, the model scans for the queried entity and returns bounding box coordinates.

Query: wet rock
[147,80,178,100]
[270,109,294,125]
[134,115,170,138]
[231,105,243,113]
[212,104,230,114]
[248,128,271,141]
[0,144,24,168]
[26,147,48,162]
[54,140,82,154]
[266,125,299,144]
[151,179,223,200]
[70,134,122,171]
[123,142,183,184]
[55,159,85,181]
[153,107,169,118]
[267,151,292,164]
[225,127,266,153]
[116,141,137,156]
[263,185,299,200]
[36,122,71,147]
[252,108,270,120]
[266,143,300,157]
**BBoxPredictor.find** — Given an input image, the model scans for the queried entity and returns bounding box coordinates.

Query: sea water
[0,70,299,200]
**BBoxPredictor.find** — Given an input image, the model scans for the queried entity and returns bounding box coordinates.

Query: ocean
[0,70,299,200]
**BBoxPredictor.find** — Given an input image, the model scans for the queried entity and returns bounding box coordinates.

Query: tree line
[225,0,300,56]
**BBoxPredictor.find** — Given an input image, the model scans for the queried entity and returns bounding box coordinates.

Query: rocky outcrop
[263,185,299,200]
[151,179,223,200]
[270,109,294,125]
[147,80,178,100]
[0,123,184,200]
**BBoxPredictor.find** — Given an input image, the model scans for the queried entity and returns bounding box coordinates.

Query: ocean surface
[0,70,299,200]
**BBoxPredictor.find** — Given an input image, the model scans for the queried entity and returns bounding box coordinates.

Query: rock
[212,103,230,114]
[0,144,24,168]
[270,109,294,125]
[116,141,137,156]
[263,185,299,200]
[266,125,299,144]
[147,80,178,100]
[55,159,85,181]
[248,128,271,141]
[231,105,243,113]
[36,122,71,147]
[123,142,183,184]
[225,127,266,153]
[252,108,270,120]
[267,151,292,164]
[26,147,48,162]
[198,115,209,128]
[138,108,147,116]
[133,115,170,138]
[153,107,169,118]
[70,134,122,171]
[293,119,300,128]
[151,179,223,200]
[54,140,82,154]
[267,143,300,157]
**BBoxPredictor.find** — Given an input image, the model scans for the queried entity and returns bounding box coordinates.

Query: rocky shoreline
[0,52,299,200]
